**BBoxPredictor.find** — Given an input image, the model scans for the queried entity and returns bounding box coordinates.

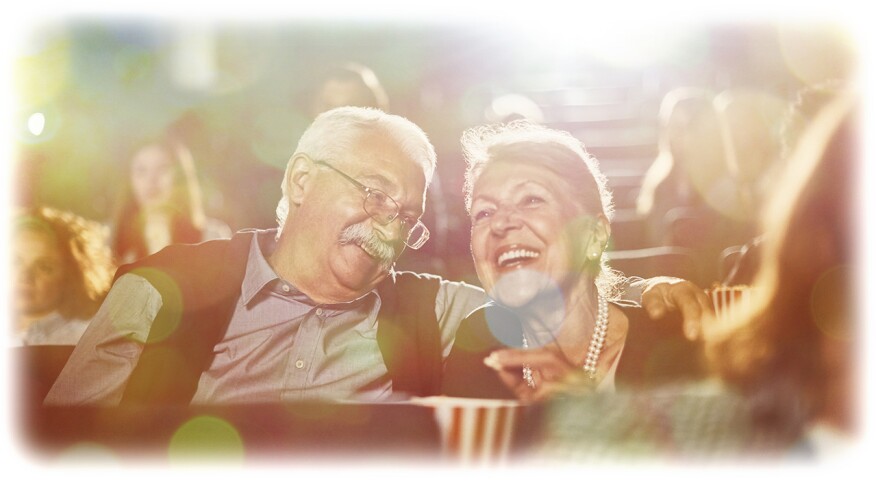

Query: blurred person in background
[636,87,752,284]
[706,91,858,455]
[12,206,116,345]
[722,82,843,286]
[111,136,231,264]
[714,88,786,225]
[482,93,545,125]
[308,62,390,116]
[635,88,734,245]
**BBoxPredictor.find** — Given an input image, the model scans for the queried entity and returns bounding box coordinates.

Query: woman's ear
[285,154,314,206]
[585,215,611,261]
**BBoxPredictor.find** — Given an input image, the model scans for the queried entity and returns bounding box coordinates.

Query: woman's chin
[488,268,559,309]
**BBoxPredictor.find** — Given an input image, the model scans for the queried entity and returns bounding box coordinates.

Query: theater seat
[606,246,700,285]
[14,345,75,407]
[607,208,650,251]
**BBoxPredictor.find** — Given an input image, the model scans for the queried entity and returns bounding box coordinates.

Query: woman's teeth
[497,249,539,267]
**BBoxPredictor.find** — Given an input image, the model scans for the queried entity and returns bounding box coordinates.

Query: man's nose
[372,217,404,244]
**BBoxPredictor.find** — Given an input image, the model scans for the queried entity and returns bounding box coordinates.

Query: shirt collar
[240,231,284,306]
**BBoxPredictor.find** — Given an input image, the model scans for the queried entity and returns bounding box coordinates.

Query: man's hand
[639,276,713,341]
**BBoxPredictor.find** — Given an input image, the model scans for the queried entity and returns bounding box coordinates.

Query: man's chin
[339,244,391,280]
[351,243,395,272]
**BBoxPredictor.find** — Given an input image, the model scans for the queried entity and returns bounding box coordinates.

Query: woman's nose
[15,265,35,286]
[489,206,522,235]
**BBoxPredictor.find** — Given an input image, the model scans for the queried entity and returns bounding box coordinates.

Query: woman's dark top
[441,301,707,399]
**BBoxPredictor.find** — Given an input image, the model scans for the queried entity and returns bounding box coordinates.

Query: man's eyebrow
[356,173,393,190]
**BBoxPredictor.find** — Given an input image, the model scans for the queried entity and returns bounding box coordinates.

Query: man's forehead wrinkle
[356,172,393,188]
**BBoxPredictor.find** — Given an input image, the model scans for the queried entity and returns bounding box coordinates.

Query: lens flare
[778,23,856,88]
[27,112,45,136]
[168,415,244,463]
[56,442,120,463]
[123,268,183,343]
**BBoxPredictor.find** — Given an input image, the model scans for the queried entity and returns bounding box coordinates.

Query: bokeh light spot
[27,112,46,136]
[778,24,856,88]
[15,105,61,144]
[122,268,183,343]
[486,270,565,348]
[56,442,120,463]
[168,415,244,463]
[15,34,72,106]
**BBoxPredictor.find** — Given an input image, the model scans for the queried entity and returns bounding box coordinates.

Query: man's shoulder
[114,229,263,290]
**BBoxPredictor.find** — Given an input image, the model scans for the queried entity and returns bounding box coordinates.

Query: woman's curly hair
[15,206,116,320]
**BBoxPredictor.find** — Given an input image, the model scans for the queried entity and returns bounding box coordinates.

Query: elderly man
[46,107,707,405]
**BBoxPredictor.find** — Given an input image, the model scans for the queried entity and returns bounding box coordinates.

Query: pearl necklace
[522,293,609,388]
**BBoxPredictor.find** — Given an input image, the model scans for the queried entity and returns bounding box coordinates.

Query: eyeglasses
[314,160,430,250]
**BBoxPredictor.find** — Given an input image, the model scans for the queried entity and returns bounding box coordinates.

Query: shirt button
[281,284,291,293]
[316,308,324,316]
[295,360,305,369]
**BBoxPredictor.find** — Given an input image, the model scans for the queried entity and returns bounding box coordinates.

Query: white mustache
[339,223,396,270]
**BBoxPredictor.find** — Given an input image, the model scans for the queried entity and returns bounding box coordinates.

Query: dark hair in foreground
[706,91,858,430]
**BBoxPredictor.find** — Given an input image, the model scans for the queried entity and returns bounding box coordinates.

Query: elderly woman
[442,122,704,401]
[12,206,116,345]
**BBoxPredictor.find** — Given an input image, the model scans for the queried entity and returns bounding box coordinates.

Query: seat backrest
[606,246,700,285]
[13,345,75,407]
[608,208,650,251]
[663,206,718,248]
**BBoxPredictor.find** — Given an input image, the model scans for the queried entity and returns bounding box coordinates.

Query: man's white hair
[276,106,437,235]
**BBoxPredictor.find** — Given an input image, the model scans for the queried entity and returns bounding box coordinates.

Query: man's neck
[268,232,365,305]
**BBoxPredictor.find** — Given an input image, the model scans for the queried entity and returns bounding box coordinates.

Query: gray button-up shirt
[45,232,487,405]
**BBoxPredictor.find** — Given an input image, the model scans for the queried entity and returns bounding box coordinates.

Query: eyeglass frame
[312,159,430,250]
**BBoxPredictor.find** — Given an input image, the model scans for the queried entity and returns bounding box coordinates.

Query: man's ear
[285,154,315,206]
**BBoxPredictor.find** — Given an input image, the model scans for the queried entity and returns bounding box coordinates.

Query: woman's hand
[483,345,593,402]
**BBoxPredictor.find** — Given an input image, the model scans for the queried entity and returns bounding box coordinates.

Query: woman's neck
[516,279,599,363]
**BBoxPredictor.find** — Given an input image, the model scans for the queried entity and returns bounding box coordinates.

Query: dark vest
[115,230,443,405]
